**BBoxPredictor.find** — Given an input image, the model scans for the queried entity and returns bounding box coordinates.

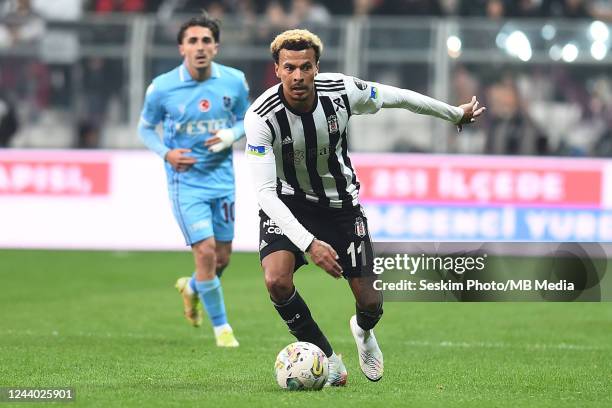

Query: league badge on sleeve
[247,144,266,157]
[354,217,366,238]
[370,87,378,101]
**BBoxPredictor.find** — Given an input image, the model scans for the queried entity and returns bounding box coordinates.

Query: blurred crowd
[27,0,610,20]
[450,64,612,157]
[80,0,612,20]
[1,0,612,156]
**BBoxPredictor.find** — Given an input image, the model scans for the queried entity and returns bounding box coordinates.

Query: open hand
[457,96,486,132]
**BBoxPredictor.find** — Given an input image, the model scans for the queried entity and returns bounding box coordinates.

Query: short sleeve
[343,75,383,115]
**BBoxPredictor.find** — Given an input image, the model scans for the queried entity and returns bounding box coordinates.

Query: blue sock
[194,276,228,327]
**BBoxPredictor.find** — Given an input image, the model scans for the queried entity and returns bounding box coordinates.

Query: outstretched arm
[342,74,485,131]
[376,83,486,130]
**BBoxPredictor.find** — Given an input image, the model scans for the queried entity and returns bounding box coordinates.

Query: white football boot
[325,352,348,387]
[350,315,383,381]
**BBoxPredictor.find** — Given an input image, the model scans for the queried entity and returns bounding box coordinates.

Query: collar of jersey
[277,84,319,116]
[180,62,221,82]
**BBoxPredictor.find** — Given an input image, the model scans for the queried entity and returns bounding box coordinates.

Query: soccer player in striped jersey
[245,29,485,384]
[138,13,249,347]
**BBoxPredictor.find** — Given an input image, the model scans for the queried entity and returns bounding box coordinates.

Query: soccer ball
[274,341,329,391]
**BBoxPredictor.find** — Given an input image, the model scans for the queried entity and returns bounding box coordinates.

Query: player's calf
[215,241,232,278]
[272,289,334,359]
[356,301,383,331]
[215,261,229,278]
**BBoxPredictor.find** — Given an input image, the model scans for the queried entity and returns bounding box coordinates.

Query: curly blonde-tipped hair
[270,29,324,63]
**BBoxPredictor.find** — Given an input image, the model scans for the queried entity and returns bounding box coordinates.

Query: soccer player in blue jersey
[138,13,249,347]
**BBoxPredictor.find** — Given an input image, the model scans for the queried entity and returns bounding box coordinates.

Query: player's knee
[193,241,216,263]
[264,272,293,301]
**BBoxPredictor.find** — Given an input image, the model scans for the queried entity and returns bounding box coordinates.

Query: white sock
[213,323,232,337]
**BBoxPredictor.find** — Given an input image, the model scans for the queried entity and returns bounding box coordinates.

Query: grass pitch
[1,250,611,407]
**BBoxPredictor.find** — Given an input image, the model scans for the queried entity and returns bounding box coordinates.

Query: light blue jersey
[139,62,249,244]
[140,61,249,194]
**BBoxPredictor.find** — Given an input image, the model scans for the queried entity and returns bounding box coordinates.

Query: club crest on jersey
[223,96,232,110]
[199,99,211,112]
[355,217,366,238]
[327,114,339,134]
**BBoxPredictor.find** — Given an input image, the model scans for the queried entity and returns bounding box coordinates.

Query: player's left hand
[206,129,235,153]
[307,239,343,279]
[456,96,486,132]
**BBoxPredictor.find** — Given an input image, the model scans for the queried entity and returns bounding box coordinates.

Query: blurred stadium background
[1,0,611,249]
[1,2,611,406]
[1,0,612,154]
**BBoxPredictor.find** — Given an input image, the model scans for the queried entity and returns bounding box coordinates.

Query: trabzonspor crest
[199,99,211,112]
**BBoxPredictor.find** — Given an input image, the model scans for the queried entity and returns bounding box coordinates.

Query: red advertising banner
[0,159,110,196]
[355,155,604,208]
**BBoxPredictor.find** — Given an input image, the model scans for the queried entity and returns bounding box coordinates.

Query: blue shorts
[169,189,235,246]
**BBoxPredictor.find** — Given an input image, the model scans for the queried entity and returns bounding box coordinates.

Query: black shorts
[258,195,374,278]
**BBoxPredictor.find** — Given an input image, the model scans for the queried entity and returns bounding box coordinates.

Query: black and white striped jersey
[244,73,383,209]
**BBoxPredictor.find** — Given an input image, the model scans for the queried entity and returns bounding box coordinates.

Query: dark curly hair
[177,11,220,44]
